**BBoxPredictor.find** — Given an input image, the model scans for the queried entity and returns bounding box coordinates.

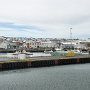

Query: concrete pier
[0,55,90,71]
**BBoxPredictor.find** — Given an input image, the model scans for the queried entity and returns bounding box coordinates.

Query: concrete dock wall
[0,56,90,71]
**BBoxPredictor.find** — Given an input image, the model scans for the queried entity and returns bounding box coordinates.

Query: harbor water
[0,64,90,90]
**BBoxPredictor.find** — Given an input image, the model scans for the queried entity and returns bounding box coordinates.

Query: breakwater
[0,55,90,71]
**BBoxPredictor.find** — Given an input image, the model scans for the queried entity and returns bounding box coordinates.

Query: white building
[0,36,23,50]
[0,36,8,49]
[0,40,8,49]
[23,39,55,48]
[61,39,90,50]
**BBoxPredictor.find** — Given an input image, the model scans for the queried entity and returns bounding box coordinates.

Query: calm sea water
[0,64,90,90]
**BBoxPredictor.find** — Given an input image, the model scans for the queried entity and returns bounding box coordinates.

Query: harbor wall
[0,56,90,71]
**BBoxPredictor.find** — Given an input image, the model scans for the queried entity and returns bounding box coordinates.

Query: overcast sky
[0,0,90,39]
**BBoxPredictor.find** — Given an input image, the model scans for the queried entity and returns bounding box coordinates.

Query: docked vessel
[49,50,87,57]
[50,49,89,57]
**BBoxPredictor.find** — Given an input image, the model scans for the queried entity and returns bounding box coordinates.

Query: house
[0,36,8,49]
[23,39,55,49]
[60,39,90,51]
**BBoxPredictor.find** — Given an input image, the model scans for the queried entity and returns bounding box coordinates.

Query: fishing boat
[12,50,33,55]
[50,50,82,57]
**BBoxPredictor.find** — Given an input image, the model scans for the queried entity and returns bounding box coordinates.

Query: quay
[0,55,90,71]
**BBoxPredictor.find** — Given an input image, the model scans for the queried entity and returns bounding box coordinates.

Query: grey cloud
[0,0,90,38]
